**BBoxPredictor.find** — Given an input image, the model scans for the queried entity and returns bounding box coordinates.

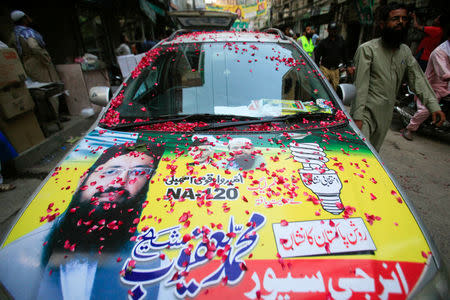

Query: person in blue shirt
[312,28,320,47]
[0,131,17,192]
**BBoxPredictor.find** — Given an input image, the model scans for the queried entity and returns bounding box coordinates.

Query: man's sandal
[0,183,15,192]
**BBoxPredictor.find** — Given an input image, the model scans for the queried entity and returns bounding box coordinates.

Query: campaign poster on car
[0,127,430,299]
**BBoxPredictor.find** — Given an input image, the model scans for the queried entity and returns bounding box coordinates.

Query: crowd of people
[283,2,448,151]
[351,2,446,150]
[283,23,354,91]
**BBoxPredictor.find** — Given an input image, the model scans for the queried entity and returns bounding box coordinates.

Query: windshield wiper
[108,114,196,130]
[193,113,332,131]
[107,114,259,130]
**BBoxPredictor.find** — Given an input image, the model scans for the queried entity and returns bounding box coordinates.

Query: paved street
[0,114,449,269]
[381,116,450,269]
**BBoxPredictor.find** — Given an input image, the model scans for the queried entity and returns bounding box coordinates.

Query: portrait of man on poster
[0,142,165,299]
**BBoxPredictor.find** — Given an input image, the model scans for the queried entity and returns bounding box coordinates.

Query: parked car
[0,29,448,299]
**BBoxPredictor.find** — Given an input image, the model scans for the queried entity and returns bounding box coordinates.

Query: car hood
[0,125,432,299]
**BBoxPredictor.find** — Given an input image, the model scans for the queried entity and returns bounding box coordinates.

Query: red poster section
[184,259,426,299]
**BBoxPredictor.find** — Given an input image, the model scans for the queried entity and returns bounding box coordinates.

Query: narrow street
[1,113,449,269]
[1,1,449,298]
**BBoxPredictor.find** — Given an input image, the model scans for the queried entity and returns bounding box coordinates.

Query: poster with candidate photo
[0,128,431,299]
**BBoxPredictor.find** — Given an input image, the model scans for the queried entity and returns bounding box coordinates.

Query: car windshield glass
[105,40,336,124]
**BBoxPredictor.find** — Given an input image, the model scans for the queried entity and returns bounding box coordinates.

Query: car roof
[160,30,293,45]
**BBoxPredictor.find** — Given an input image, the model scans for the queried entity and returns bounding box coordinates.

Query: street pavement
[381,116,450,269]
[0,113,449,270]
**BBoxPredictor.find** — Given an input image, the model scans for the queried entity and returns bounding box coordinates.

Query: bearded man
[350,2,445,151]
[226,138,265,171]
[188,138,214,166]
[0,142,165,299]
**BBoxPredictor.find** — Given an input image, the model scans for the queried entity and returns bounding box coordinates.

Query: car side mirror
[89,86,111,107]
[337,83,356,106]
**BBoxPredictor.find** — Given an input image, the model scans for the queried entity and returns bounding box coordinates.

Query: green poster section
[135,125,371,158]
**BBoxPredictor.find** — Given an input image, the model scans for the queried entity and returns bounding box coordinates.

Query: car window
[111,41,334,121]
[133,69,158,101]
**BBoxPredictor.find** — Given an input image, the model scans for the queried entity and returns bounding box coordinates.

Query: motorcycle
[338,62,356,84]
[394,83,450,136]
[338,63,351,84]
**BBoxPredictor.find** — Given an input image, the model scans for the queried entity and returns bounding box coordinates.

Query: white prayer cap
[11,10,26,22]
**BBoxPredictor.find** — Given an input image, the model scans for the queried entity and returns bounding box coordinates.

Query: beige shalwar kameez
[350,38,440,151]
[10,33,60,83]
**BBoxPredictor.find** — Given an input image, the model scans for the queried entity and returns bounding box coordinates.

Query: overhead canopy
[169,10,237,30]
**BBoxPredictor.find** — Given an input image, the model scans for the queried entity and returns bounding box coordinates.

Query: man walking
[350,2,445,151]
[297,26,315,58]
[402,34,450,140]
[314,23,352,90]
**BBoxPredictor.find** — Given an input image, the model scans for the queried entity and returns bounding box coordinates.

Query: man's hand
[354,120,363,129]
[431,110,446,126]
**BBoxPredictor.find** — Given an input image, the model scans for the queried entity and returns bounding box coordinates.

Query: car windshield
[102,39,340,128]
